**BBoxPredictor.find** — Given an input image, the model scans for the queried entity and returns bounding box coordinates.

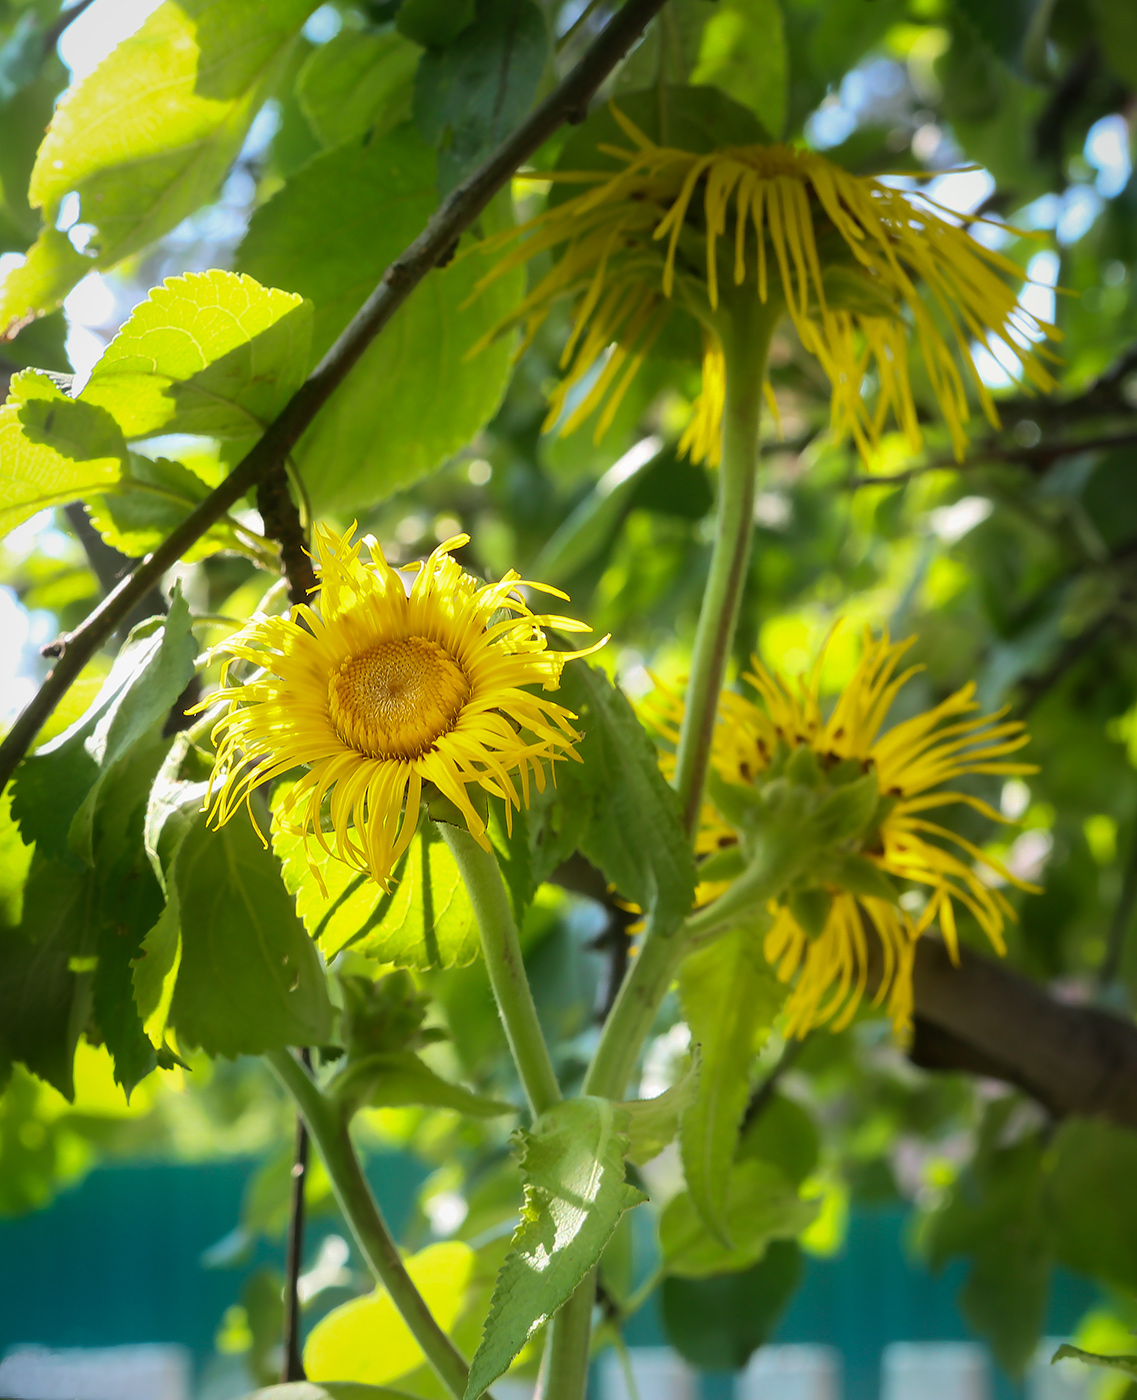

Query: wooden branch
[909,937,1137,1130]
[0,0,668,792]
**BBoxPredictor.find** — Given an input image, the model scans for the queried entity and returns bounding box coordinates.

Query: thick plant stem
[535,1268,597,1400]
[266,1049,471,1400]
[672,301,777,835]
[438,823,562,1118]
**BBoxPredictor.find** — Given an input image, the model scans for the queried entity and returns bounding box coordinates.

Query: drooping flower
[475,107,1058,464]
[203,524,597,891]
[646,631,1037,1034]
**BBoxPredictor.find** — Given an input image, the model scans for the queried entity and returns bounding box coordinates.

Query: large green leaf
[689,0,788,139]
[1046,1117,1137,1295]
[660,1159,815,1278]
[80,270,312,440]
[540,662,696,936]
[466,1097,645,1398]
[237,124,521,514]
[0,0,318,330]
[413,0,546,192]
[0,370,127,537]
[274,807,479,970]
[86,453,242,560]
[678,924,784,1240]
[298,28,419,148]
[661,1239,802,1371]
[305,1241,475,1386]
[11,591,197,864]
[169,813,333,1057]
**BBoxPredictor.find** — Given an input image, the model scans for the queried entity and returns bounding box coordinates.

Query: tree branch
[0,0,668,792]
[908,937,1137,1129]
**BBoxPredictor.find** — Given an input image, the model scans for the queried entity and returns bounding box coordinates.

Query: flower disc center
[328,637,470,760]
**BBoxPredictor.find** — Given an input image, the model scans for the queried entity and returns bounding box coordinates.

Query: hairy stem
[266,1048,471,1400]
[438,823,562,1118]
[535,1268,597,1400]
[672,300,777,834]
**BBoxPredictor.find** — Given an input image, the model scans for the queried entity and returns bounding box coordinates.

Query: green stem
[266,1048,471,1400]
[438,823,562,1118]
[672,299,777,835]
[535,1269,597,1400]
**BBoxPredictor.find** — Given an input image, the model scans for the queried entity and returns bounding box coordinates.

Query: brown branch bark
[0,0,668,792]
[908,937,1137,1129]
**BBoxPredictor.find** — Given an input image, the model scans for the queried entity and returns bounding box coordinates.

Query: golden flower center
[328,637,470,760]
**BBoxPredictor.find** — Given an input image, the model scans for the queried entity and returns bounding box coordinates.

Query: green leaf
[678,925,784,1239]
[329,1049,514,1117]
[169,813,334,1057]
[12,592,197,865]
[397,0,475,48]
[87,453,241,560]
[80,270,312,440]
[305,1241,475,1386]
[0,370,127,537]
[621,1057,698,1166]
[274,807,479,970]
[690,0,788,139]
[660,1159,815,1278]
[1046,1117,1137,1294]
[661,1239,802,1371]
[1,0,318,328]
[413,0,547,193]
[298,28,419,148]
[1050,1345,1137,1381]
[466,1097,645,1398]
[549,662,696,936]
[922,1100,1049,1376]
[1096,0,1137,88]
[737,1094,819,1187]
[0,785,33,928]
[237,124,521,515]
[0,857,94,1098]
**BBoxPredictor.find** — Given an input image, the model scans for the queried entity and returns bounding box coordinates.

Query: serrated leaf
[413,0,546,193]
[0,369,127,536]
[550,662,696,937]
[1,0,318,328]
[298,28,419,147]
[12,594,196,863]
[1051,1346,1137,1381]
[660,1158,815,1279]
[305,1241,475,1387]
[274,805,478,970]
[237,124,521,515]
[679,925,785,1240]
[466,1097,645,1398]
[331,1049,513,1118]
[169,813,333,1057]
[80,270,312,440]
[11,591,197,865]
[87,453,241,560]
[621,1057,698,1166]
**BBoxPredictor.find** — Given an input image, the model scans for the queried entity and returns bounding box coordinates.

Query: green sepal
[695,843,746,885]
[787,887,832,941]
[808,772,880,845]
[328,1050,514,1120]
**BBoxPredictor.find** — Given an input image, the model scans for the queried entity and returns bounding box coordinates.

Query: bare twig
[281,1047,312,1384]
[256,467,315,606]
[0,0,668,792]
[846,430,1137,491]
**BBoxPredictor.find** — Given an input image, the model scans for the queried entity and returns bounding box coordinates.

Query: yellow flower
[476,107,1058,464]
[646,631,1038,1034]
[204,524,596,891]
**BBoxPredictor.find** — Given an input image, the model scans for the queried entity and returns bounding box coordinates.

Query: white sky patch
[1057,185,1103,245]
[1085,114,1132,200]
[925,167,996,219]
[58,0,163,81]
[928,495,992,544]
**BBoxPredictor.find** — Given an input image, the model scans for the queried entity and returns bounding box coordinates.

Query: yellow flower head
[647,631,1037,1035]
[478,106,1058,464]
[204,524,597,891]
